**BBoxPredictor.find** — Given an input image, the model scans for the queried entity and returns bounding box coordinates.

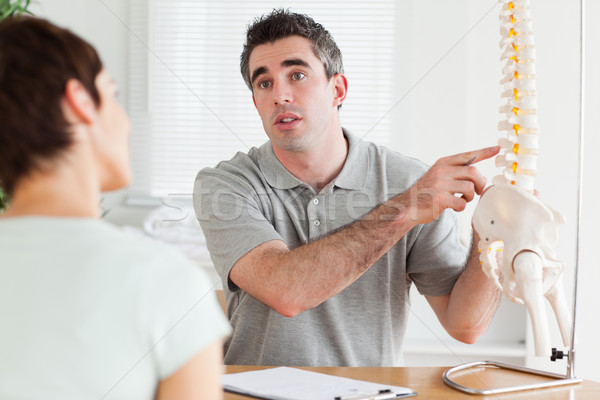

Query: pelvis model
[472,0,571,357]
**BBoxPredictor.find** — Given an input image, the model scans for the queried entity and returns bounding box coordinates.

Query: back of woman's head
[0,16,103,196]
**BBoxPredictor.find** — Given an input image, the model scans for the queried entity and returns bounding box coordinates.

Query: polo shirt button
[314,220,321,227]
[313,198,319,205]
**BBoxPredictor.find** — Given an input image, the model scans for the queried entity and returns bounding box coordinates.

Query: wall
[32,0,599,381]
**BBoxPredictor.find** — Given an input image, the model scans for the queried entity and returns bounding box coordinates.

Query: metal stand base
[442,360,583,395]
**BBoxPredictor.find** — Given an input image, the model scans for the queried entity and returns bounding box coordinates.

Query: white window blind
[128,0,396,200]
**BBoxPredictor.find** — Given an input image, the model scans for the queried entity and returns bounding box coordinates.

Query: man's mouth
[275,113,302,128]
[276,113,300,123]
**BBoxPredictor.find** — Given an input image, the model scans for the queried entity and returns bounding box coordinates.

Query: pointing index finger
[454,146,500,166]
[463,155,477,166]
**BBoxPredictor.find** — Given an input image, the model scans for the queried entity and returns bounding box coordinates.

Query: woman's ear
[62,79,96,124]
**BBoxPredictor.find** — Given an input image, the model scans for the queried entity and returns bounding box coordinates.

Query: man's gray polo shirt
[194,129,468,366]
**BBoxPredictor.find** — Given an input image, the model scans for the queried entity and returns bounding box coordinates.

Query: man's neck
[274,129,349,193]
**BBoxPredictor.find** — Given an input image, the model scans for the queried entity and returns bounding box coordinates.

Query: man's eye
[258,81,271,89]
[292,72,305,80]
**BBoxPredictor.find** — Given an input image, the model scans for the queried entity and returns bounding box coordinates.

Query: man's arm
[425,231,502,344]
[230,146,500,317]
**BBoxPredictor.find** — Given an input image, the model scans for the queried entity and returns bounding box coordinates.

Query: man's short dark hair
[240,8,344,91]
[0,16,102,196]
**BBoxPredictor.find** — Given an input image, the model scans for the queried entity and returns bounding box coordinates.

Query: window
[128,0,396,200]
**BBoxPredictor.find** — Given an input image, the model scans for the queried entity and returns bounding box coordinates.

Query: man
[194,9,501,367]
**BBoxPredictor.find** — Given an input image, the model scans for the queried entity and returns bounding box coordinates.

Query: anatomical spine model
[472,0,571,357]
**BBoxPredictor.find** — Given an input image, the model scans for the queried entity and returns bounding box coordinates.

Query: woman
[0,16,230,399]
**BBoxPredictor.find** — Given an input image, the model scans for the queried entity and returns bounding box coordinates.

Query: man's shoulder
[195,145,273,198]
[360,139,429,176]
[197,146,264,182]
[201,147,261,175]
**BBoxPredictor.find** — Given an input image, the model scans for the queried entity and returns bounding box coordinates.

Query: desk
[224,365,600,399]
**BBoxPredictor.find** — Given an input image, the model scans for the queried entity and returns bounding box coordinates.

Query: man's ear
[63,79,96,124]
[252,94,257,109]
[332,73,348,108]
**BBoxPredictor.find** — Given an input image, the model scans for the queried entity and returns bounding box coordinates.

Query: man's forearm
[441,234,502,343]
[231,193,418,317]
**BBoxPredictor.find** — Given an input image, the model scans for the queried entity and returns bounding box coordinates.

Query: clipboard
[222,366,417,400]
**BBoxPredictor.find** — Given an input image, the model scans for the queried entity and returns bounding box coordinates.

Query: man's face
[248,35,344,154]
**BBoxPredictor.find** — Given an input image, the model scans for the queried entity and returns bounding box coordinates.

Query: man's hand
[398,146,500,225]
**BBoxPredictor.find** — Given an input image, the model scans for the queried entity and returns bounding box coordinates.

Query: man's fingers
[413,146,499,221]
[471,145,501,164]
[440,146,500,166]
[463,155,477,166]
[453,180,476,202]
[438,162,487,196]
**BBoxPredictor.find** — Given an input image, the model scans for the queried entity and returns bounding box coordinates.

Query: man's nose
[272,81,292,105]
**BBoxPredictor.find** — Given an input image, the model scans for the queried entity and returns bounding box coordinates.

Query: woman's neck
[1,158,101,219]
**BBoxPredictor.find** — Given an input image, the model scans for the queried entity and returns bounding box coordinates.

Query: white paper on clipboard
[222,366,416,400]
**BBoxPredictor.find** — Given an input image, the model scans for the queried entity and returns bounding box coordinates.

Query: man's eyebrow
[281,58,311,69]
[250,58,313,86]
[251,66,267,86]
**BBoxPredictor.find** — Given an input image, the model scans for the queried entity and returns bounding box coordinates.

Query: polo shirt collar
[257,142,305,190]
[334,129,369,190]
[257,128,369,191]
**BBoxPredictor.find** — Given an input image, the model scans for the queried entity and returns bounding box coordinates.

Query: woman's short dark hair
[240,8,344,91]
[0,16,103,196]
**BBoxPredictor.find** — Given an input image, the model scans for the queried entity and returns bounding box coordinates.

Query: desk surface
[224,365,600,399]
